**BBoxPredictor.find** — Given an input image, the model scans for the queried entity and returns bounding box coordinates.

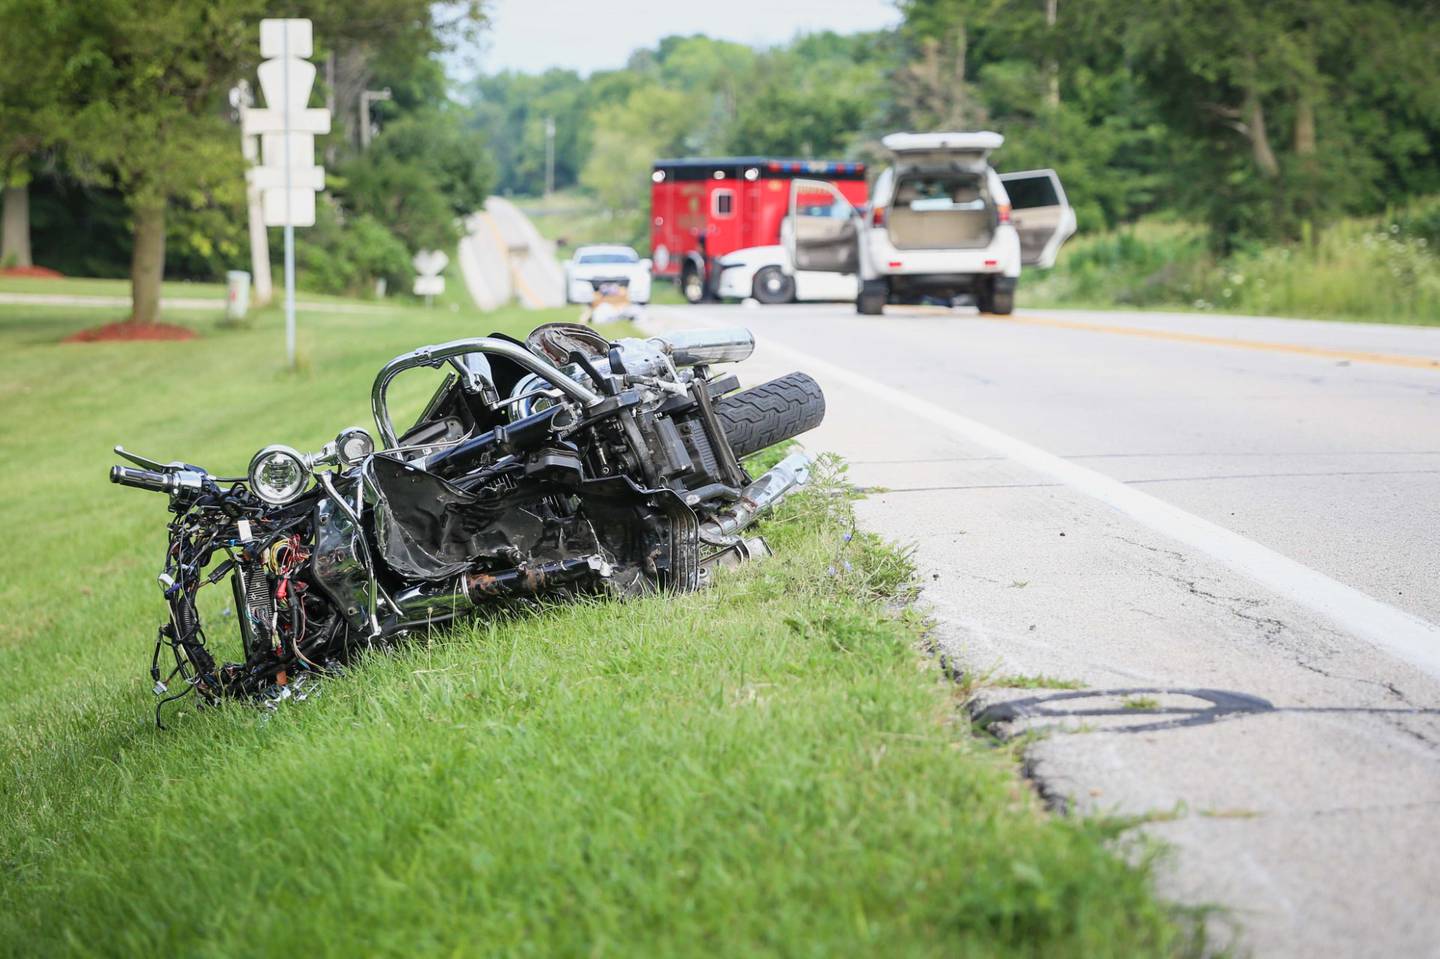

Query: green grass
[0,274,230,298]
[0,294,1189,956]
[993,674,1087,691]
[1023,197,1440,326]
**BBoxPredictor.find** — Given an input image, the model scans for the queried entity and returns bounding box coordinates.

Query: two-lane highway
[653,302,1440,958]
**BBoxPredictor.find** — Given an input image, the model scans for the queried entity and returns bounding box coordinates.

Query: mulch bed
[1,265,64,279]
[64,321,196,342]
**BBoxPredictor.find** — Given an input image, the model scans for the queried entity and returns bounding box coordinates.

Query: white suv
[784,131,1075,315]
[563,245,653,305]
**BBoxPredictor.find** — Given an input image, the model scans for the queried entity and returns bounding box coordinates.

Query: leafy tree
[580,85,692,240]
[37,0,266,323]
[0,0,67,268]
[295,198,411,295]
[726,33,889,157]
[469,69,591,195]
[337,110,492,251]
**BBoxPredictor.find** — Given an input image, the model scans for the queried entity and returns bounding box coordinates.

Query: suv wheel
[976,278,1015,315]
[856,279,886,315]
[753,266,795,304]
[989,289,1015,315]
[974,282,995,314]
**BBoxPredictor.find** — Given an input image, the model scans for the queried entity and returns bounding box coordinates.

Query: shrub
[1024,198,1440,324]
[294,201,413,297]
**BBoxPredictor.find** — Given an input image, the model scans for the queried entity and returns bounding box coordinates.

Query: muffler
[699,451,812,544]
[393,555,611,621]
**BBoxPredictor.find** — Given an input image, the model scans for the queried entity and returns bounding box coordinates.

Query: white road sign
[413,249,449,299]
[413,276,445,296]
[262,189,315,229]
[242,17,331,367]
[260,18,313,58]
[249,18,329,228]
[413,250,450,276]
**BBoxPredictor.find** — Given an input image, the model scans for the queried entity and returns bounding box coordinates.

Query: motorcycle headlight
[248,445,310,505]
[335,427,375,467]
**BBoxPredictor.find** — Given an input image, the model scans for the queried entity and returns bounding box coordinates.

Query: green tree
[726,33,889,157]
[43,0,265,323]
[337,110,491,252]
[1094,0,1440,242]
[0,0,66,268]
[469,69,591,195]
[581,86,692,215]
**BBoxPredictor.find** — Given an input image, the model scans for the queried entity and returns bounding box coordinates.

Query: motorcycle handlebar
[110,465,175,493]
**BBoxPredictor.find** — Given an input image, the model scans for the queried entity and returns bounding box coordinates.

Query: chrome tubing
[393,555,610,620]
[698,451,812,544]
[648,328,755,367]
[371,337,604,449]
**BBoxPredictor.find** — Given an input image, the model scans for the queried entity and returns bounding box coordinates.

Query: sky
[459,0,902,77]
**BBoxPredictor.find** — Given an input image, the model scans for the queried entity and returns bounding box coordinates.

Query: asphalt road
[458,197,565,310]
[652,302,1440,958]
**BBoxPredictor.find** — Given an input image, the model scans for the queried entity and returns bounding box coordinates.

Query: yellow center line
[906,306,1440,371]
[477,211,542,308]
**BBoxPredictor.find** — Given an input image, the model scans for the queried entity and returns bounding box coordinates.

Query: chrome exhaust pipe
[699,451,812,544]
[393,555,611,621]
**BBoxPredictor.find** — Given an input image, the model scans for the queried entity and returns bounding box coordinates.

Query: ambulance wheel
[681,265,705,304]
[753,267,795,304]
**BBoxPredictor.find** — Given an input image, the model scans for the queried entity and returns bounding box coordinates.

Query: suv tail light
[997,203,1012,224]
[872,206,886,227]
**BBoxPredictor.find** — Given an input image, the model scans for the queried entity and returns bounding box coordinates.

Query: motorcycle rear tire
[714,372,826,460]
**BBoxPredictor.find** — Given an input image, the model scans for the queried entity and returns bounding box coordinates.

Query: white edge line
[663,309,1440,680]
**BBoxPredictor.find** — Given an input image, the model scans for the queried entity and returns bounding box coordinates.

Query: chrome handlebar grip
[648,328,755,367]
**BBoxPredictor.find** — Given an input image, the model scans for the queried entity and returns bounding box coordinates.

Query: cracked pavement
[653,303,1440,958]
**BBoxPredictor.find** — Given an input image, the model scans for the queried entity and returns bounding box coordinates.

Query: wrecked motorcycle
[110,324,824,723]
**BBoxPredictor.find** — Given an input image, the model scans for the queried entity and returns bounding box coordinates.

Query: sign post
[243,19,330,368]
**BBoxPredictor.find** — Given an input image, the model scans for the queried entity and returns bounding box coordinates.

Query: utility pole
[544,116,556,196]
[360,88,392,150]
[324,52,336,165]
[1045,0,1060,108]
[234,81,274,306]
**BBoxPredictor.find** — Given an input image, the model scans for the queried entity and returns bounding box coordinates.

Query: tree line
[2,0,1436,322]
[468,0,1439,250]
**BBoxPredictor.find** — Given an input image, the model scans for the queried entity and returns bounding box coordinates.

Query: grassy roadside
[0,296,1188,955]
[0,274,232,299]
[1022,199,1440,326]
[0,273,417,309]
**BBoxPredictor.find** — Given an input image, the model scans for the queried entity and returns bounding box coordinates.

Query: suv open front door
[786,178,861,275]
[999,169,1076,269]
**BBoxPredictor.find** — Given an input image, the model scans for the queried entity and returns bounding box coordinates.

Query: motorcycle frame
[370,337,604,450]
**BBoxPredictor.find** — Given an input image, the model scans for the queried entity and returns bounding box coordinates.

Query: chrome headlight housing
[247,444,311,505]
[334,427,375,467]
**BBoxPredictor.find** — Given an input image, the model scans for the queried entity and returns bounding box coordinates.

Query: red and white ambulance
[649,156,868,303]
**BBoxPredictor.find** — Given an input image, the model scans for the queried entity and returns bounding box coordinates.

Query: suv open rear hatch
[881,131,1004,171]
